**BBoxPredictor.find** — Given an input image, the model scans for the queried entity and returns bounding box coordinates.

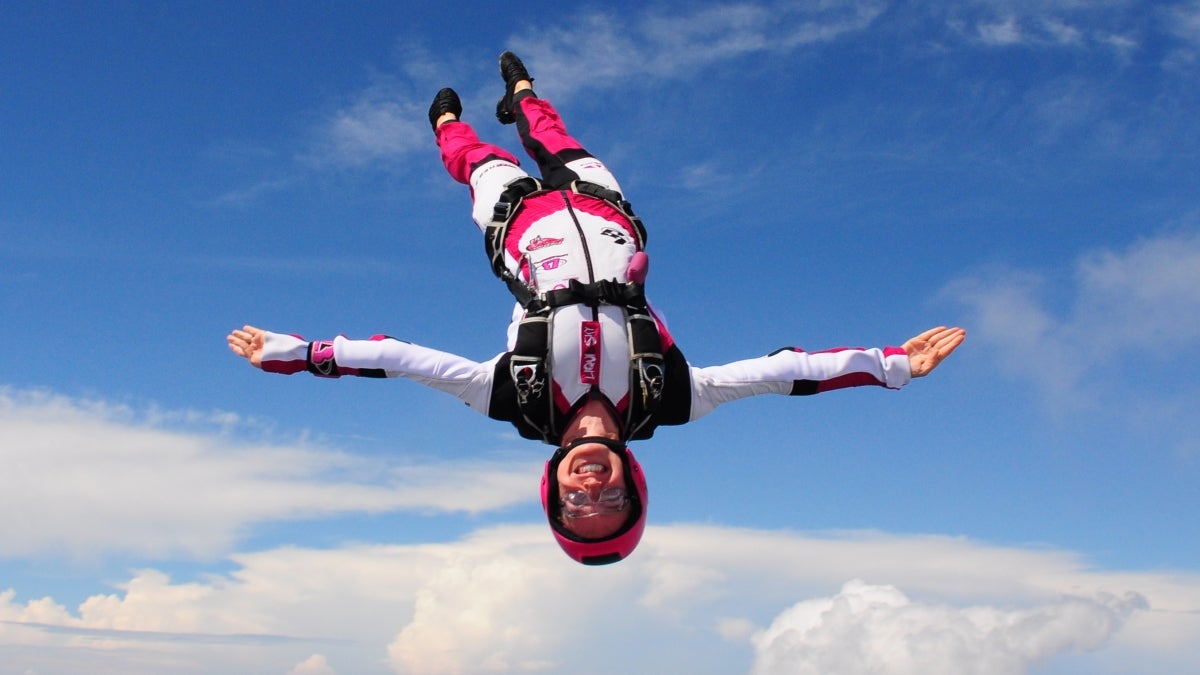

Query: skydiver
[228,52,965,566]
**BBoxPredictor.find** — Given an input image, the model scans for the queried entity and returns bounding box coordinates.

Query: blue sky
[2,1,1199,673]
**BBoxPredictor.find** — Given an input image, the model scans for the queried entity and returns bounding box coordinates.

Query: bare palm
[903,326,966,377]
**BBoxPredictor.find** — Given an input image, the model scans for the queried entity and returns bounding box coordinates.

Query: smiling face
[554,442,629,540]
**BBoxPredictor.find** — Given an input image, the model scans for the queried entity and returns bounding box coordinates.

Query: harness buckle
[510,355,546,406]
[636,359,665,408]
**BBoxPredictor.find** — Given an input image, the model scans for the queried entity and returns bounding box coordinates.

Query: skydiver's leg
[510,93,624,195]
[433,93,529,233]
[495,54,624,194]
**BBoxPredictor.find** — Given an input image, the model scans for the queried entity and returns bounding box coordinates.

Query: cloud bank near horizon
[0,388,538,559]
[1,525,1195,674]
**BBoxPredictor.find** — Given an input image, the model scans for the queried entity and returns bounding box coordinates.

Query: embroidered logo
[580,321,601,385]
[526,235,564,251]
[600,227,629,245]
[536,255,567,271]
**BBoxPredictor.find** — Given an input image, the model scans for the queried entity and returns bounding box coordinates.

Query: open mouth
[574,462,608,474]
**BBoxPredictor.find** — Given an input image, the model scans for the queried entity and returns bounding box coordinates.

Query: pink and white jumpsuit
[258,94,913,444]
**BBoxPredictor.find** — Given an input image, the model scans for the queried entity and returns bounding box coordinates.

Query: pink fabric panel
[436,121,520,185]
[515,97,582,157]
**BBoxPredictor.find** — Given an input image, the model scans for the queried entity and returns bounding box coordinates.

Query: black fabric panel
[789,379,820,396]
[468,152,514,176]
[647,344,693,427]
[514,103,584,189]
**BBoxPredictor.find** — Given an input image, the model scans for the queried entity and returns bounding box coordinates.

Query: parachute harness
[485,178,664,445]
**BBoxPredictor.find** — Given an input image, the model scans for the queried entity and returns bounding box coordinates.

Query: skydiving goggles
[560,488,629,519]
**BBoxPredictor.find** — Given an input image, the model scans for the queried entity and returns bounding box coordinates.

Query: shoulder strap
[623,308,665,440]
[570,180,648,250]
[508,308,557,445]
[484,175,543,281]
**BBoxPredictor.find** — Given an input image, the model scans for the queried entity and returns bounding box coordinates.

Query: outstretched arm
[902,326,966,378]
[685,326,965,422]
[224,325,501,416]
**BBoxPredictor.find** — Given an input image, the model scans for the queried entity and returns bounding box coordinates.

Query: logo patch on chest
[580,320,602,385]
[526,235,564,251]
[536,254,567,271]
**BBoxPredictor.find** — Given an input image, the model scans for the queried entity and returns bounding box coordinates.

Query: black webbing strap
[485,175,542,280]
[482,177,662,443]
[623,309,665,440]
[541,278,647,311]
[484,178,647,289]
[570,181,648,250]
[509,312,555,442]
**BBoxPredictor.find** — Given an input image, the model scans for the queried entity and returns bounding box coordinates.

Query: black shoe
[429,87,462,131]
[495,51,533,125]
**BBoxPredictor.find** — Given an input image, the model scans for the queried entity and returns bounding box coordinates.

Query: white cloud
[300,42,469,171]
[978,16,1024,45]
[0,388,539,559]
[288,654,337,675]
[939,1,1149,55]
[270,0,1192,183]
[1040,16,1084,45]
[385,535,588,674]
[1,526,1198,674]
[307,83,430,170]
[295,1,887,171]
[944,230,1200,412]
[750,579,1142,675]
[1164,1,1200,45]
[505,1,886,101]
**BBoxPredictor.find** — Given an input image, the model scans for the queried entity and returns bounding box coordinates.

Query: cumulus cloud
[2,526,1197,674]
[944,230,1200,413]
[750,579,1143,675]
[0,388,538,559]
[386,532,592,674]
[288,654,337,675]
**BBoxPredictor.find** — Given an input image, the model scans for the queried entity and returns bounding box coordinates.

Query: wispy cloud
[202,177,296,209]
[506,1,886,100]
[295,0,889,172]
[0,388,539,559]
[304,84,429,170]
[941,1,1145,54]
[250,0,1197,190]
[977,16,1024,45]
[1165,0,1200,44]
[944,229,1200,416]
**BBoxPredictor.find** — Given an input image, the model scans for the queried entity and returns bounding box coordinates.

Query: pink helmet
[540,437,648,565]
